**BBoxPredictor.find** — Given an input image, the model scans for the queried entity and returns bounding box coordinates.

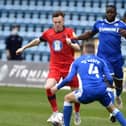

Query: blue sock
[112,109,126,126]
[63,101,72,126]
[116,87,122,97]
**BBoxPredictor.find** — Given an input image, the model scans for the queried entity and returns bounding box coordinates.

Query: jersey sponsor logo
[99,27,119,32]
[52,40,63,51]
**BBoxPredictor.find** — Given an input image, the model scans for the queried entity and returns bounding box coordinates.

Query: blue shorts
[74,86,112,107]
[98,56,124,79]
[105,58,124,79]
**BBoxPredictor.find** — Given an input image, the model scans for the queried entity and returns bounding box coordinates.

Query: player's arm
[73,21,99,41]
[51,62,77,94]
[75,30,97,40]
[16,37,45,55]
[119,22,126,38]
[103,61,113,87]
[16,38,41,55]
[66,31,80,51]
[119,28,126,38]
[66,37,80,51]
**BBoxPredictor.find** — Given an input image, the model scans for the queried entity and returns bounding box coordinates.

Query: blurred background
[0,1,126,125]
[0,0,126,64]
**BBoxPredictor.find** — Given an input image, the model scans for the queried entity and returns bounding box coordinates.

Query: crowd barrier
[0,60,126,91]
[0,60,49,88]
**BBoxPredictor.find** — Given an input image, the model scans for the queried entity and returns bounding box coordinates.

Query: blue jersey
[57,54,113,90]
[92,19,126,61]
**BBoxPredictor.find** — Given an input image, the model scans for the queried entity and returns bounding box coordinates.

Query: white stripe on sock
[64,101,72,106]
[112,108,119,116]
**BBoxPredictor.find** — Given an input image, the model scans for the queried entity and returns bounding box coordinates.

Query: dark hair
[52,11,65,18]
[11,24,20,30]
[106,4,117,11]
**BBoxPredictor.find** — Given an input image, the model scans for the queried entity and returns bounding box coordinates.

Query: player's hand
[16,47,24,55]
[51,86,58,94]
[66,36,72,45]
[119,28,126,37]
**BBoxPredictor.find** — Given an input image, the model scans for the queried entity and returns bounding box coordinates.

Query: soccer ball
[52,112,63,126]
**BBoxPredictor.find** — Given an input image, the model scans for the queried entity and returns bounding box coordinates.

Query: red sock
[74,102,80,113]
[46,89,58,112]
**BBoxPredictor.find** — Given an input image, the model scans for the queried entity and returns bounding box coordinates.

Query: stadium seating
[0,0,126,64]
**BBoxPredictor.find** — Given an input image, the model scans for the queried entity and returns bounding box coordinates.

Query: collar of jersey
[104,18,119,24]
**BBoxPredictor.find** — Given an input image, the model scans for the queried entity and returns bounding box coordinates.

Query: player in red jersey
[16,11,81,125]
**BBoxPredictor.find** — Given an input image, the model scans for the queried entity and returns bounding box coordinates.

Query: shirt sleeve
[92,21,99,33]
[39,36,46,42]
[39,30,48,42]
[57,61,78,89]
[102,61,113,85]
[121,21,126,29]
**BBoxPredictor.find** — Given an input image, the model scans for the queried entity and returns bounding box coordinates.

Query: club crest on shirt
[52,40,63,51]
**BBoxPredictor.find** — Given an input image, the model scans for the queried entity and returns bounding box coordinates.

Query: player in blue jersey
[72,4,126,118]
[51,42,126,126]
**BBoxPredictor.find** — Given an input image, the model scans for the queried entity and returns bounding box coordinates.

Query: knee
[44,85,50,90]
[64,94,70,102]
[114,78,123,88]
[107,104,119,114]
[44,82,51,90]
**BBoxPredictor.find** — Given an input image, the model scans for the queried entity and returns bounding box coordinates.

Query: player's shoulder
[95,19,104,24]
[74,55,86,64]
[42,28,54,36]
[109,19,126,28]
[118,20,126,25]
[44,28,52,32]
[64,27,74,32]
[65,27,73,30]
[73,55,83,64]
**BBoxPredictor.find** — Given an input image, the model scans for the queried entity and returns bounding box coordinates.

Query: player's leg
[103,59,115,106]
[45,78,59,122]
[100,90,126,126]
[113,59,124,109]
[107,105,126,126]
[69,76,81,125]
[45,69,62,123]
[63,91,79,126]
[45,78,58,112]
[73,103,81,125]
[114,77,123,108]
[106,87,117,122]
[103,60,118,122]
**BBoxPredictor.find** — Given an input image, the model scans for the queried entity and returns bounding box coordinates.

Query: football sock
[46,89,58,112]
[74,102,80,113]
[116,87,122,97]
[63,101,72,126]
[112,108,126,126]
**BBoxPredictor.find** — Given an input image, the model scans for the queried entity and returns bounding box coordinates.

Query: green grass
[0,86,126,126]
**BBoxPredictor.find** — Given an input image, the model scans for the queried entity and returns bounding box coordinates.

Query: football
[52,112,63,126]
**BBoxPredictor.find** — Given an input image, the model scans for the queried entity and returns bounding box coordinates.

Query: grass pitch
[0,86,125,126]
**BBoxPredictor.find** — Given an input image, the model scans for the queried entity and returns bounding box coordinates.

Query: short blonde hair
[83,42,95,54]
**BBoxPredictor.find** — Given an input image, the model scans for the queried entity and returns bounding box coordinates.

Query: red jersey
[41,27,76,72]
